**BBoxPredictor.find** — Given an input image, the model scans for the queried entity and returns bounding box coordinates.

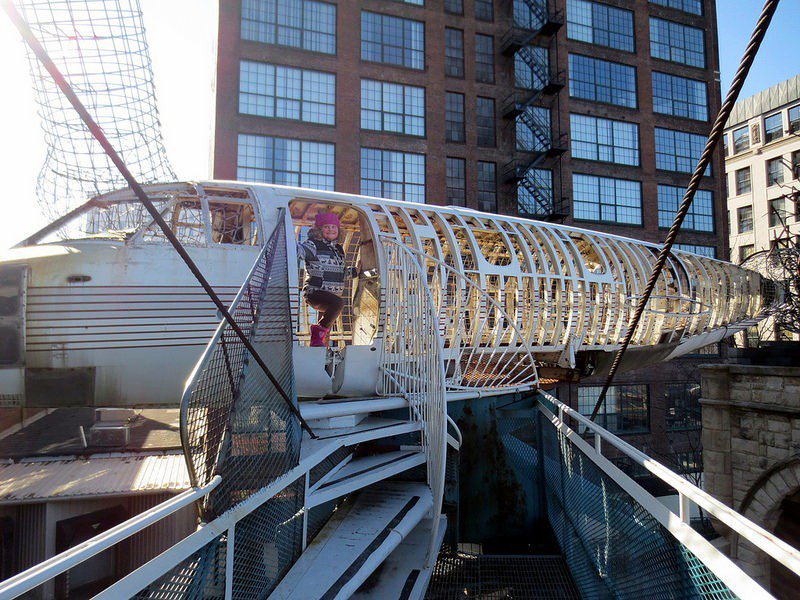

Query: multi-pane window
[654,128,708,174]
[737,205,753,233]
[515,47,549,90]
[239,61,336,125]
[657,185,713,231]
[650,17,705,68]
[573,173,642,225]
[732,126,749,153]
[769,198,784,228]
[444,0,463,14]
[735,167,751,195]
[652,72,708,121]
[674,244,717,258]
[361,12,425,70]
[445,92,465,143]
[650,0,702,15]
[764,113,783,143]
[570,114,639,166]
[568,54,637,108]
[723,135,729,157]
[360,148,425,203]
[517,106,550,152]
[475,35,495,84]
[739,244,755,262]
[577,385,649,434]
[665,382,701,430]
[360,79,425,136]
[566,0,634,52]
[477,161,497,212]
[237,134,335,190]
[793,151,800,179]
[789,105,800,134]
[445,28,465,77]
[242,0,337,54]
[446,157,466,206]
[475,0,493,21]
[477,97,496,147]
[767,156,784,187]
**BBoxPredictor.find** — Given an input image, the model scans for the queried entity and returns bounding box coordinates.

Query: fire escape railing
[501,0,566,221]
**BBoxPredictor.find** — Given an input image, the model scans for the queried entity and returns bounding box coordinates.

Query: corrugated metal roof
[727,75,800,127]
[0,453,190,504]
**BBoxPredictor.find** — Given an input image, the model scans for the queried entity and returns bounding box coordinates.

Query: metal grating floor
[426,552,581,599]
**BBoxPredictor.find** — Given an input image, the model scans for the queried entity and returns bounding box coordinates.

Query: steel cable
[589,0,782,424]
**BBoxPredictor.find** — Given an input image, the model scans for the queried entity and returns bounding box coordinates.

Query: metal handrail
[380,238,448,566]
[540,392,800,579]
[385,242,539,391]
[0,476,221,599]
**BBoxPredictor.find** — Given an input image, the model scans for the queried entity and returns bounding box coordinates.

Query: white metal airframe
[0,181,770,406]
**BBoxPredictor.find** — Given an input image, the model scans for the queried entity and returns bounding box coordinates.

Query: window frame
[476,97,496,148]
[735,167,751,195]
[237,133,336,191]
[568,53,638,109]
[572,173,643,226]
[361,11,425,70]
[737,205,754,233]
[732,125,749,154]
[241,0,338,55]
[657,185,714,232]
[360,79,426,137]
[654,127,710,175]
[570,113,640,166]
[652,71,708,122]
[766,156,784,187]
[475,34,495,84]
[477,161,497,213]
[649,16,706,68]
[566,0,635,53]
[360,147,426,203]
[445,27,465,78]
[446,157,466,206]
[577,384,650,435]
[763,112,784,144]
[445,92,466,143]
[239,60,337,125]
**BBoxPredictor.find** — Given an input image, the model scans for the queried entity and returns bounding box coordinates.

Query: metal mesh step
[425,552,580,599]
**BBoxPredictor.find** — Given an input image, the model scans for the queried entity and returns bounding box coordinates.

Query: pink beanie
[315,212,340,228]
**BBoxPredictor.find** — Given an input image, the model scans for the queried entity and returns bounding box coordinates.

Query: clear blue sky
[718,0,800,99]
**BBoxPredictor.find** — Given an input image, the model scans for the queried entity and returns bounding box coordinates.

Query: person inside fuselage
[297,211,359,347]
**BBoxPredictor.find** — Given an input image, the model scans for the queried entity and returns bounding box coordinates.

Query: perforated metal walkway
[425,552,580,599]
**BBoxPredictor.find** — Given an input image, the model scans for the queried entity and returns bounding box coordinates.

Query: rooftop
[727,74,800,127]
[0,408,181,460]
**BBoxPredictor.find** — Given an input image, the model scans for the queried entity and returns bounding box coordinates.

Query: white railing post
[302,471,310,551]
[225,524,235,600]
[594,433,602,455]
[679,493,691,525]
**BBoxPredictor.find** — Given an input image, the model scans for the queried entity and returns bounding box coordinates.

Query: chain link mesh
[132,535,226,600]
[180,215,301,519]
[538,406,739,599]
[231,477,305,599]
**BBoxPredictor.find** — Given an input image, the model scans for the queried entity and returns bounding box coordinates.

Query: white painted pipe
[300,397,406,420]
[336,494,433,599]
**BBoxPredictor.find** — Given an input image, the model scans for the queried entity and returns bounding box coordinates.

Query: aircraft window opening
[290,201,378,348]
[141,198,207,246]
[209,201,258,245]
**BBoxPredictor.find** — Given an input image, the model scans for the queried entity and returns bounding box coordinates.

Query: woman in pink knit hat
[297,211,358,347]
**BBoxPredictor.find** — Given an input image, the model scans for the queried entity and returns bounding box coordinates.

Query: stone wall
[700,364,800,589]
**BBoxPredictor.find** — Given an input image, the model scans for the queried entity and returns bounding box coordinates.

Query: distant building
[212,0,727,474]
[0,408,193,599]
[723,75,800,343]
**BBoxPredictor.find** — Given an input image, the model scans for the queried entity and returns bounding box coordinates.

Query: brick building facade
[212,0,727,461]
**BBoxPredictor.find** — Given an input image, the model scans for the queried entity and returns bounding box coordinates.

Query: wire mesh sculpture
[16,0,175,228]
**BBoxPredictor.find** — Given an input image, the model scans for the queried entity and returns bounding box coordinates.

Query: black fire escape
[501,0,567,221]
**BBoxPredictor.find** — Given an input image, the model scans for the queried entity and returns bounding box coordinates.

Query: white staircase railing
[380,238,448,567]
[537,392,800,599]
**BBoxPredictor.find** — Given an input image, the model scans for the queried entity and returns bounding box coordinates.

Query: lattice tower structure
[16,0,175,228]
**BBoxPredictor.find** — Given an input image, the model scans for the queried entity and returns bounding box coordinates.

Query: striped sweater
[297,238,357,295]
